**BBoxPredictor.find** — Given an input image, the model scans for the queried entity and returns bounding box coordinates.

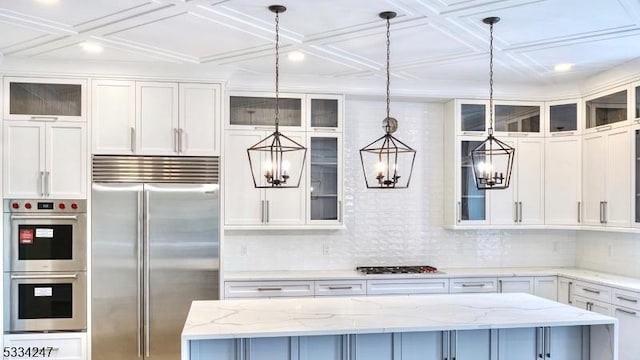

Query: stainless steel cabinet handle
[11,273,77,279]
[596,125,613,132]
[616,308,638,316]
[519,201,523,223]
[30,116,58,121]
[586,302,593,311]
[266,200,270,223]
[328,286,353,290]
[514,202,518,223]
[599,201,604,223]
[451,330,457,360]
[577,201,581,223]
[603,201,608,224]
[261,200,265,223]
[442,330,450,360]
[174,128,179,153]
[178,128,184,153]
[11,215,78,220]
[498,280,503,293]
[616,296,638,303]
[144,191,151,357]
[536,327,543,358]
[568,281,573,304]
[461,283,485,287]
[137,191,143,358]
[130,127,136,153]
[45,171,50,197]
[39,171,44,197]
[457,201,461,223]
[257,287,283,291]
[583,288,601,295]
[545,327,551,358]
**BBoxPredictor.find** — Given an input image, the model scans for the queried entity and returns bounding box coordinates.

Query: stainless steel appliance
[356,265,441,275]
[91,155,219,360]
[3,200,87,272]
[6,271,86,331]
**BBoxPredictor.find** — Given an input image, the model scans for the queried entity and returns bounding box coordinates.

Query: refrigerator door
[144,183,219,360]
[91,183,144,360]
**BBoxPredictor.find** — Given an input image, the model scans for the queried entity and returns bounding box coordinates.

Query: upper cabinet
[584,86,631,132]
[547,100,580,136]
[634,82,640,122]
[493,101,543,136]
[308,94,343,132]
[227,92,305,130]
[4,77,87,122]
[92,80,221,156]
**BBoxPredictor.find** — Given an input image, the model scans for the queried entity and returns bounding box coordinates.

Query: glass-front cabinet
[455,100,487,134]
[458,138,487,224]
[308,94,343,131]
[584,86,630,130]
[3,77,87,121]
[634,125,640,227]
[228,92,305,129]
[634,81,640,121]
[493,102,542,135]
[547,100,579,135]
[308,134,342,225]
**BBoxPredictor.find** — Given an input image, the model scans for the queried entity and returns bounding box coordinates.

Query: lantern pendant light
[247,5,307,188]
[471,17,515,190]
[359,11,416,189]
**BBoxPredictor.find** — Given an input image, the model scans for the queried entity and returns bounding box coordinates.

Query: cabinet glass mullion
[460,140,486,221]
[310,137,338,221]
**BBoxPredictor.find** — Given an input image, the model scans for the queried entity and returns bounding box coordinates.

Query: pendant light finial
[471,16,515,190]
[359,11,416,189]
[246,5,307,189]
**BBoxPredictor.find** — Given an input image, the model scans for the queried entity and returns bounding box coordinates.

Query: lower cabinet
[614,306,640,360]
[3,332,87,360]
[498,326,583,360]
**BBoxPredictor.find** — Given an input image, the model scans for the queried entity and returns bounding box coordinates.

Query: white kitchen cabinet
[366,278,449,295]
[307,133,343,225]
[228,92,305,129]
[307,94,343,131]
[572,280,612,303]
[490,137,544,225]
[557,277,573,305]
[545,135,581,226]
[449,277,497,293]
[534,276,558,301]
[4,77,87,122]
[224,130,306,227]
[247,337,294,360]
[573,295,613,316]
[497,326,583,360]
[315,280,366,296]
[224,280,314,299]
[498,277,534,294]
[613,306,640,360]
[3,120,87,199]
[352,334,393,360]
[3,332,87,360]
[93,80,221,156]
[91,79,136,154]
[493,102,543,136]
[299,336,344,360]
[582,127,631,227]
[398,332,443,360]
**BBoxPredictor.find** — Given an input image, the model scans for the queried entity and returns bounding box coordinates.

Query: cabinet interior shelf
[311,194,338,198]
[311,161,338,166]
[461,195,485,199]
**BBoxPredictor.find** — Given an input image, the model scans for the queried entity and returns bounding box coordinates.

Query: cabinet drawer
[449,277,497,293]
[4,332,86,359]
[367,278,449,295]
[573,295,613,316]
[572,280,611,303]
[315,280,366,296]
[224,281,314,298]
[612,288,640,311]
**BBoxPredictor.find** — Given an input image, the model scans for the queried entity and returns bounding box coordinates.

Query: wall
[223,99,577,271]
[576,231,640,278]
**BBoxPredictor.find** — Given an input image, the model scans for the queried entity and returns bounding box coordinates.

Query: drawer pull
[328,286,353,290]
[616,308,637,316]
[582,288,601,295]
[461,283,486,288]
[257,287,283,292]
[616,296,638,303]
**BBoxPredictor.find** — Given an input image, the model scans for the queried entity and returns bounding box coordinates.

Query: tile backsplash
[223,99,577,271]
[576,231,640,278]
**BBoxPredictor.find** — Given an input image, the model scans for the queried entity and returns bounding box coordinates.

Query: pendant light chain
[274,9,280,129]
[488,21,494,135]
[385,17,391,125]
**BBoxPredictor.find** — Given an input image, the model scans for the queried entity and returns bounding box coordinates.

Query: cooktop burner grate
[356,265,439,275]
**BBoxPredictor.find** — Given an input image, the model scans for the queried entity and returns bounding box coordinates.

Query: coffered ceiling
[1,0,639,92]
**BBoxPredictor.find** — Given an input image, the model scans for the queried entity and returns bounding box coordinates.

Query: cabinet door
[548,326,583,360]
[308,133,342,225]
[498,277,534,294]
[264,132,306,226]
[458,138,489,224]
[3,121,46,198]
[604,128,631,227]
[136,82,179,155]
[455,330,492,360]
[497,327,537,360]
[46,122,87,199]
[308,94,342,131]
[353,334,393,360]
[582,133,606,225]
[91,80,136,154]
[4,77,86,121]
[557,277,573,305]
[299,336,343,360]
[399,332,442,360]
[545,136,581,225]
[224,131,264,225]
[247,337,294,360]
[534,276,558,301]
[228,93,304,129]
[517,138,544,225]
[489,138,517,225]
[614,306,640,360]
[179,83,221,156]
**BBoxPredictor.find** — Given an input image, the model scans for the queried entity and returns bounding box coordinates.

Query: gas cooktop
[356,265,441,275]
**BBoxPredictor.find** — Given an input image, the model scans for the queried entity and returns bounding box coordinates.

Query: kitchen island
[182,293,617,360]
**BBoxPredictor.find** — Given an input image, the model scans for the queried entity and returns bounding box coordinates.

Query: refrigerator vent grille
[92,155,219,183]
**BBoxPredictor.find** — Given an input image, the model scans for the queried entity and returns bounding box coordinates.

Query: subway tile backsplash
[223,100,577,271]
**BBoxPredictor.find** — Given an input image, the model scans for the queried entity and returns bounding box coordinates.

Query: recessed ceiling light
[79,42,104,54]
[35,0,59,5]
[288,51,305,62]
[554,63,573,72]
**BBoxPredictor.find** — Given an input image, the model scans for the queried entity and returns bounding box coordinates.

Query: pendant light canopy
[471,17,515,190]
[359,11,416,189]
[247,5,307,188]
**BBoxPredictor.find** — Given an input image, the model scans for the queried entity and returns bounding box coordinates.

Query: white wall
[223,99,577,271]
[576,231,640,278]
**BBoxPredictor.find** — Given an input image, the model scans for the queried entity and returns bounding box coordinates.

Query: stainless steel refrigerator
[91,156,219,360]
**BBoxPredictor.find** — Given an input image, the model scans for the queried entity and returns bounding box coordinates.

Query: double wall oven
[3,199,87,332]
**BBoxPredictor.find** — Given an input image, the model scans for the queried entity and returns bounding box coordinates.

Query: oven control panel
[4,199,86,213]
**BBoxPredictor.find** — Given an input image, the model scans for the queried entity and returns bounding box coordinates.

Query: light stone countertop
[224,267,640,293]
[182,293,615,340]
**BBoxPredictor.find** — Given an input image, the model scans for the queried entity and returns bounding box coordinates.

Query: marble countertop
[182,293,615,340]
[224,267,640,293]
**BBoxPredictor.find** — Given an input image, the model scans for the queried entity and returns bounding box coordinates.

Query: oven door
[8,214,86,272]
[9,272,86,332]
